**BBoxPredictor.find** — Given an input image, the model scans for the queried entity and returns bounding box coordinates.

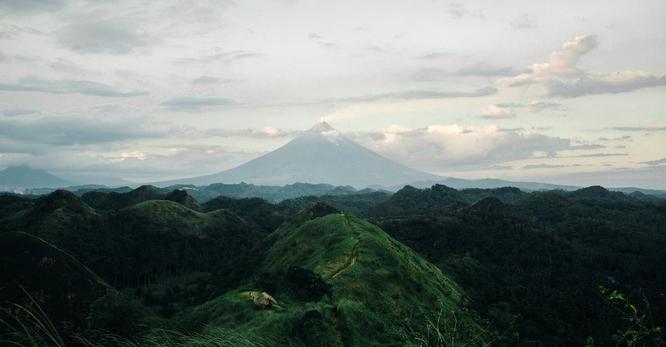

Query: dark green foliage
[1,191,266,294]
[2,183,664,346]
[0,232,119,344]
[373,185,666,345]
[285,266,331,301]
[368,184,527,216]
[292,309,340,347]
[80,185,201,211]
[279,191,392,217]
[165,189,201,211]
[304,201,340,219]
[88,292,150,338]
[598,286,664,346]
[203,195,289,232]
[178,182,360,203]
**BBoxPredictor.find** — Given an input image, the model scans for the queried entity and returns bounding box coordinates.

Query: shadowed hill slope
[373,185,666,345]
[0,232,147,345]
[0,191,266,292]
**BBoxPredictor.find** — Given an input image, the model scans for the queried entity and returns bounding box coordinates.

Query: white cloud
[505,34,599,86]
[349,125,601,171]
[502,34,666,97]
[57,19,154,54]
[0,76,147,97]
[480,104,514,119]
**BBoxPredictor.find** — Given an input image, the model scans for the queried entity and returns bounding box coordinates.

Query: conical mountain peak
[157,120,440,187]
[306,120,336,134]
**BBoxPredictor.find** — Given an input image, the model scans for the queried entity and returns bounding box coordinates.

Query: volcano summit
[160,122,439,188]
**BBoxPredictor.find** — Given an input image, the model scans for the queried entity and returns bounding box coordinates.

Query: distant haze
[0,1,665,189]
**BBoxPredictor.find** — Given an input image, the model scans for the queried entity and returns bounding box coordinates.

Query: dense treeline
[372,186,666,345]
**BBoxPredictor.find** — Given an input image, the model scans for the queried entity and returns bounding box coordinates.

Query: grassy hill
[0,193,490,346]
[165,206,489,346]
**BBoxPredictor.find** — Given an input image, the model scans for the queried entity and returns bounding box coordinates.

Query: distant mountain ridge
[0,166,71,190]
[156,121,440,188]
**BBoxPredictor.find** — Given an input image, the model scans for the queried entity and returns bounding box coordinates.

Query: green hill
[0,191,266,293]
[368,184,526,216]
[373,187,666,345]
[167,206,488,346]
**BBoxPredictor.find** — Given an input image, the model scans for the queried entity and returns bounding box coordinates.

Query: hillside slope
[170,206,488,346]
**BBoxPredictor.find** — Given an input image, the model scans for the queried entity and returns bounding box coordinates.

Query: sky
[0,0,665,188]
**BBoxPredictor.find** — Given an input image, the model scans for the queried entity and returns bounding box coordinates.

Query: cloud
[191,76,228,84]
[447,3,466,19]
[206,126,296,138]
[0,0,66,15]
[525,101,567,112]
[543,72,666,98]
[412,68,448,81]
[0,144,260,183]
[308,32,322,40]
[505,34,599,86]
[481,101,566,117]
[0,114,176,147]
[446,3,484,20]
[94,145,259,182]
[417,52,454,60]
[57,19,153,54]
[642,157,666,166]
[0,76,147,97]
[334,86,497,103]
[560,143,605,151]
[567,152,628,158]
[503,34,666,97]
[480,104,514,119]
[177,50,260,65]
[598,135,632,142]
[160,96,238,111]
[414,63,517,81]
[523,163,580,169]
[454,62,518,76]
[546,165,666,190]
[511,14,537,30]
[349,125,602,170]
[0,23,43,38]
[610,125,666,132]
[0,109,38,117]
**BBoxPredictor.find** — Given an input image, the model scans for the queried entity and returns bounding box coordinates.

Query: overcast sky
[1,0,665,188]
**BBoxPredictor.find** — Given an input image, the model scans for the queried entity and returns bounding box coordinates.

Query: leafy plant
[598,286,663,346]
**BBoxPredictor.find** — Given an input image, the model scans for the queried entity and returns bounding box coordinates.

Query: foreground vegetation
[0,184,664,346]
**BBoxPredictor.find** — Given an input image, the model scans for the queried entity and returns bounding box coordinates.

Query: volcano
[160,121,439,188]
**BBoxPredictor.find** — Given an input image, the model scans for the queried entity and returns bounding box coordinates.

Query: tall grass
[0,285,65,347]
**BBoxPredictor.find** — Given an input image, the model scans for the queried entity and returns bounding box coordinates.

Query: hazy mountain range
[1,122,665,198]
